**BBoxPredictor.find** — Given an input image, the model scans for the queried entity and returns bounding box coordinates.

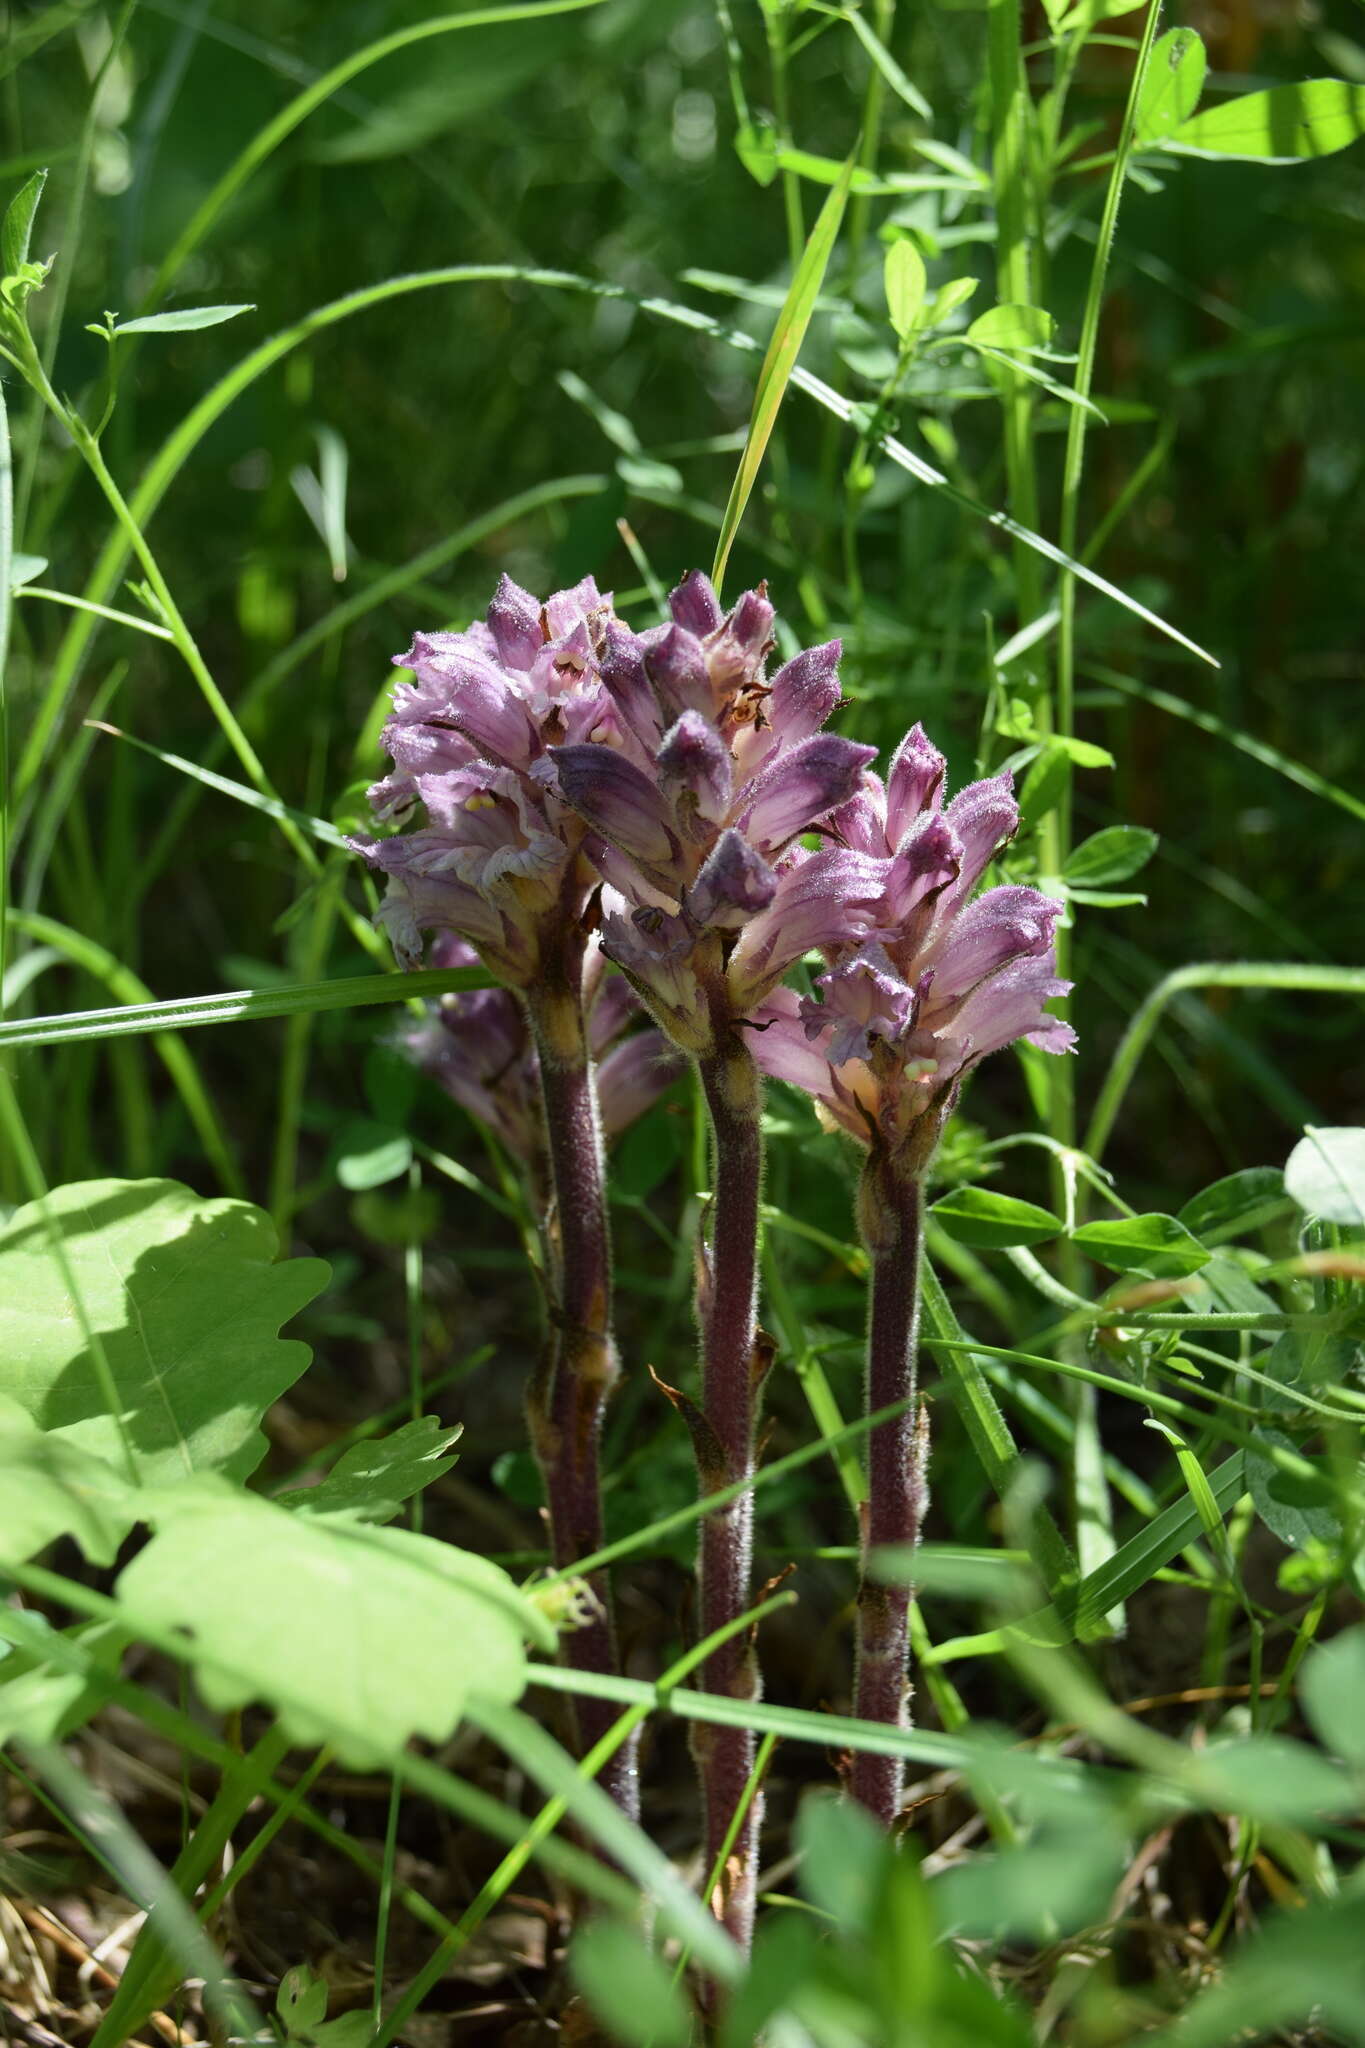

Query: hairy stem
[525,950,636,1822]
[693,1039,766,1949]
[851,1148,928,1826]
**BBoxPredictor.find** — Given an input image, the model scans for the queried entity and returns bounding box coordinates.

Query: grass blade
[0,960,490,1051]
[712,152,856,591]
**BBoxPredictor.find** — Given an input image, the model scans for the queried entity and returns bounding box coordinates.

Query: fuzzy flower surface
[547,570,884,1053]
[402,937,683,1165]
[750,725,1075,1157]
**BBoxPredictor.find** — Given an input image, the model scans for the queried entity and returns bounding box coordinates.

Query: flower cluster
[549,570,886,1054]
[351,574,627,983]
[352,567,890,1060]
[353,568,1073,1140]
[749,725,1075,1161]
[401,936,682,1166]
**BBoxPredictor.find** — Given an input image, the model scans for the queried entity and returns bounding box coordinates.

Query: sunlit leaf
[1072,1212,1211,1277]
[884,238,926,341]
[1136,29,1206,145]
[0,1179,328,1486]
[1,165,47,278]
[117,1490,548,1765]
[110,304,255,335]
[1284,1126,1365,1226]
[930,1188,1063,1250]
[966,303,1056,353]
[1165,78,1365,163]
[1062,825,1158,887]
[0,1396,135,1567]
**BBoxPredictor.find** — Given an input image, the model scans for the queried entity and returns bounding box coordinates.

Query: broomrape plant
[350,567,1072,1938]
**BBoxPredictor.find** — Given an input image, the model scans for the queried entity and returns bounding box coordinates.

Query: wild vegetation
[1,1,1363,2044]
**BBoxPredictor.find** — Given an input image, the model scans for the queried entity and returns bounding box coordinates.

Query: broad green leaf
[966,303,1056,353]
[1062,825,1158,887]
[0,1616,125,1744]
[1247,1429,1342,1551]
[1164,78,1365,163]
[933,1822,1124,1939]
[109,304,255,336]
[1284,1126,1365,1226]
[930,1187,1062,1250]
[1192,1734,1355,1823]
[1072,1212,1210,1277]
[1259,1328,1360,1405]
[1179,1166,1286,1242]
[1300,1627,1365,1767]
[279,1417,462,1523]
[1,166,46,278]
[718,1917,821,2048]
[884,238,926,342]
[795,1791,889,1936]
[0,1178,328,1485]
[1056,735,1115,770]
[278,1967,328,2037]
[571,1920,692,2048]
[0,1398,135,1567]
[1136,29,1206,145]
[334,1118,413,1190]
[116,1492,546,1765]
[713,153,856,588]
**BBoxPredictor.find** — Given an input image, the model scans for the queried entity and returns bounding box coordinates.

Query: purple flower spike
[707,586,776,691]
[596,1029,685,1138]
[601,618,664,753]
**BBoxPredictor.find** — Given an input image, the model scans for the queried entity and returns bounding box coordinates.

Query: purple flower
[544,571,871,1054]
[351,573,651,988]
[750,754,1074,1155]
